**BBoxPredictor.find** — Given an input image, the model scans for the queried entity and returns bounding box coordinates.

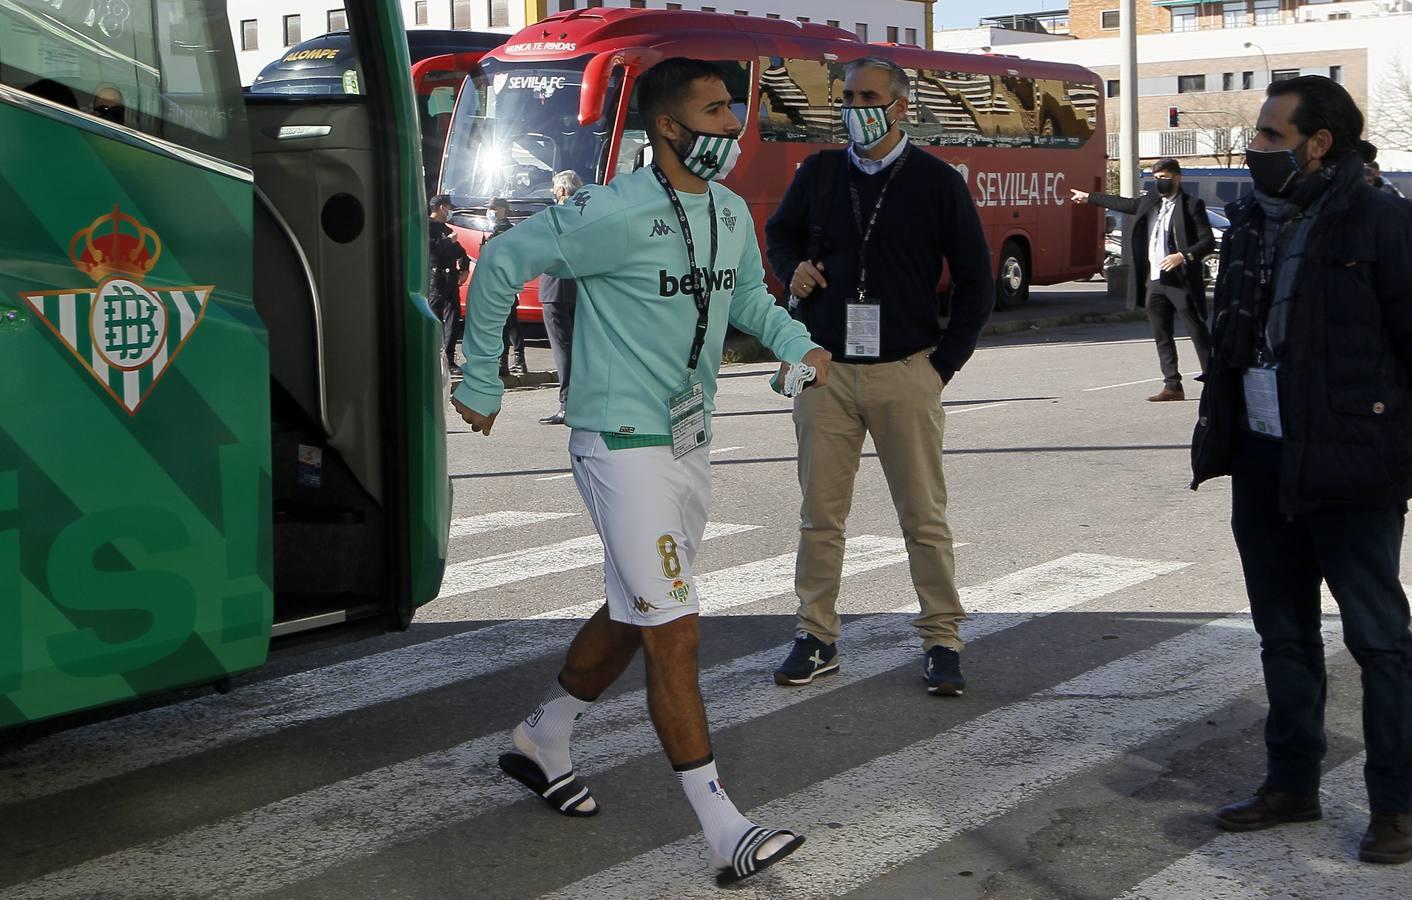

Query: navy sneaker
[924,646,965,696]
[773,634,839,686]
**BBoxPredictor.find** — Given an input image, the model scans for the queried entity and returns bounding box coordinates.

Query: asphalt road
[1,310,1408,899]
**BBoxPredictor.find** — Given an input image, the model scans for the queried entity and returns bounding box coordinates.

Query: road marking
[534,473,575,481]
[0,533,891,806]
[945,402,1011,414]
[554,595,1335,899]
[447,510,575,539]
[1084,372,1200,392]
[1118,754,1408,900]
[1,554,1187,899]
[430,521,757,604]
[709,446,743,455]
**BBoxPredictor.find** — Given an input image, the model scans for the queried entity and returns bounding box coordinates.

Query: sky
[934,0,1071,30]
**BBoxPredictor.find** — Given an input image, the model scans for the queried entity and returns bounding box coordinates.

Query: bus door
[0,1,270,728]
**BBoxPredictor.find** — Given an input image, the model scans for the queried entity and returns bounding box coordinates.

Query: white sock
[513,678,592,782]
[677,757,755,863]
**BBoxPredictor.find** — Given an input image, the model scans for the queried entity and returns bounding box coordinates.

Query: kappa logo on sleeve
[572,191,593,215]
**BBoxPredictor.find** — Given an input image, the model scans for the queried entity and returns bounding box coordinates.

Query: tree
[1371,57,1412,155]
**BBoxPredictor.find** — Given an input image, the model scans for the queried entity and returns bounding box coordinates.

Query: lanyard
[652,165,718,372]
[848,143,911,302]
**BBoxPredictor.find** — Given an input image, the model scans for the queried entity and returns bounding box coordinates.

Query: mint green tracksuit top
[453,167,820,440]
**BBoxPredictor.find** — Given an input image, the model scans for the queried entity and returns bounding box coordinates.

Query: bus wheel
[995,240,1030,309]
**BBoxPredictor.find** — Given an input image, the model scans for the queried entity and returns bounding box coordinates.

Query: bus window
[1034,77,1097,148]
[757,57,843,144]
[0,0,249,166]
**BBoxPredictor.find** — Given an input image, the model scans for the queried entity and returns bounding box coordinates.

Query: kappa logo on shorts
[617,426,636,434]
[632,596,658,614]
[720,206,737,233]
[649,219,676,238]
[668,578,690,604]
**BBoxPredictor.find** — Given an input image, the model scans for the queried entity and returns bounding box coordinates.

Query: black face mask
[1156,178,1176,196]
[1246,139,1309,199]
[94,103,125,126]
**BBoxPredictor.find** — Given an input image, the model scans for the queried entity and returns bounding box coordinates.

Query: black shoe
[539,409,566,425]
[510,353,528,375]
[924,646,965,696]
[1214,786,1322,832]
[773,634,839,686]
[1360,812,1412,864]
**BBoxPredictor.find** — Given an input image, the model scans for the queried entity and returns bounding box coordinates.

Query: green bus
[0,0,451,730]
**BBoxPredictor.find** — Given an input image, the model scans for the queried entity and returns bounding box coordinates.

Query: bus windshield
[440,56,617,207]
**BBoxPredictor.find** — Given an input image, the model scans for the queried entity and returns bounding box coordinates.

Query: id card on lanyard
[845,144,911,359]
[652,165,718,459]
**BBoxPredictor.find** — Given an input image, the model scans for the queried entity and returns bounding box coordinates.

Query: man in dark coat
[1072,159,1215,401]
[427,194,469,374]
[1191,74,1412,866]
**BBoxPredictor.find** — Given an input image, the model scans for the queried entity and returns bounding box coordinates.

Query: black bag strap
[806,149,847,262]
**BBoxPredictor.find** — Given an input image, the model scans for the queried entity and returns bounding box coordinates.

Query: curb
[981,308,1145,337]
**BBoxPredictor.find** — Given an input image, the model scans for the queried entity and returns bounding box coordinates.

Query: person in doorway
[539,170,583,425]
[450,57,832,886]
[1072,159,1215,401]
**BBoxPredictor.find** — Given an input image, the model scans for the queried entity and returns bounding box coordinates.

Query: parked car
[1098,209,1227,289]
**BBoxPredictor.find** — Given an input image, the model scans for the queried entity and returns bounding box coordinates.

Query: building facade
[230,0,934,86]
[937,1,1412,169]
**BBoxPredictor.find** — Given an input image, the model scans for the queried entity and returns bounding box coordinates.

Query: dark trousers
[542,299,575,407]
[429,282,461,370]
[501,298,524,369]
[1146,281,1211,390]
[1231,434,1412,812]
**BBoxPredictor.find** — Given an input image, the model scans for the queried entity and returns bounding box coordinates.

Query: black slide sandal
[716,827,805,887]
[498,752,599,817]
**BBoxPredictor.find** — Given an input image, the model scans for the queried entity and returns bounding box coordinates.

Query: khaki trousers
[793,350,964,651]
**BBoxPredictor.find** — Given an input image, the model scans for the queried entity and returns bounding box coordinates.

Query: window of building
[1330,65,1343,83]
[1253,0,1280,26]
[416,1,430,24]
[1223,72,1234,91]
[798,17,811,23]
[1222,1,1247,29]
[856,22,868,41]
[1272,68,1299,82]
[1170,4,1198,32]
[1100,9,1119,30]
[558,0,575,10]
[327,8,347,32]
[452,0,471,28]
[905,27,918,45]
[1242,70,1255,90]
[766,12,780,18]
[587,0,603,8]
[489,0,509,25]
[240,19,258,51]
[887,25,899,42]
[1106,79,1120,97]
[702,6,716,11]
[1177,74,1206,93]
[1329,11,1351,19]
[283,13,301,46]
[667,2,683,9]
[827,19,840,28]
[630,0,645,7]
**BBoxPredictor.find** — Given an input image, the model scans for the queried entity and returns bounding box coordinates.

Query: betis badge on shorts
[20,204,213,416]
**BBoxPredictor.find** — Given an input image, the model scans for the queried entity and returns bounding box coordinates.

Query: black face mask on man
[1246,138,1310,199]
[1156,178,1176,196]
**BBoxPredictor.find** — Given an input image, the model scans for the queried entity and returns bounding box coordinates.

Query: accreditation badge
[846,300,881,358]
[669,374,707,459]
[1242,366,1283,439]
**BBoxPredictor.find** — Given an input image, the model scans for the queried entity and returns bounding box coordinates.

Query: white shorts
[569,430,710,627]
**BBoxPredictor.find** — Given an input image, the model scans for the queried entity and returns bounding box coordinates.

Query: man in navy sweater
[764,56,994,696]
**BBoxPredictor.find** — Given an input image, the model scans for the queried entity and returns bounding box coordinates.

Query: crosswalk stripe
[554,600,1336,898]
[428,521,758,607]
[1,554,1185,899]
[0,533,894,806]
[447,510,576,539]
[1118,754,1409,900]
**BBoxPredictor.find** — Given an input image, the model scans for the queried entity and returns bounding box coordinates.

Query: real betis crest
[20,204,212,416]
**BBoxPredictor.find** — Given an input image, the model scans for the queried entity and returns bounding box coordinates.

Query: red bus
[433,8,1106,321]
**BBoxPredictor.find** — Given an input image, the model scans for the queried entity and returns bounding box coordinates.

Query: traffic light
[1168,106,1180,128]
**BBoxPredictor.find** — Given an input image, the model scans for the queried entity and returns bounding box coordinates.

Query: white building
[230,0,932,86]
[935,4,1412,169]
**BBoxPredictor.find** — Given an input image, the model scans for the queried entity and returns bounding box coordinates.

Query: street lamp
[1244,41,1271,86]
